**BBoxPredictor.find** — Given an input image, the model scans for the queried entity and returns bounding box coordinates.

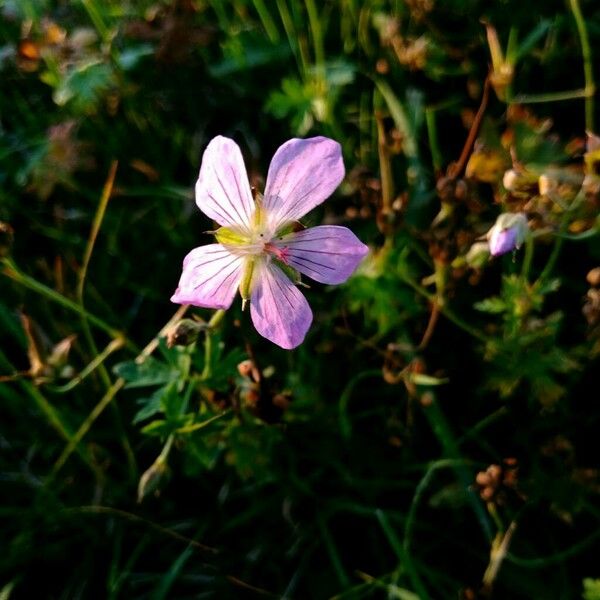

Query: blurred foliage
[1,0,600,598]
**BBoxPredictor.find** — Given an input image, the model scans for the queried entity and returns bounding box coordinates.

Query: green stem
[511,88,589,104]
[520,232,535,280]
[318,515,350,588]
[569,0,595,131]
[200,309,225,380]
[399,270,490,343]
[75,162,135,476]
[403,459,471,556]
[157,433,175,463]
[2,258,130,347]
[421,394,493,541]
[80,0,110,43]
[536,234,563,285]
[50,337,125,393]
[251,0,280,43]
[376,508,429,598]
[338,369,382,438]
[304,0,325,75]
[275,0,308,76]
[48,378,125,479]
[47,306,189,479]
[77,161,118,388]
[175,409,232,434]
[425,108,443,172]
[507,526,600,568]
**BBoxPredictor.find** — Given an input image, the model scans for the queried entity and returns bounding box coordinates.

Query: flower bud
[502,168,537,193]
[487,213,528,257]
[465,241,490,268]
[166,319,206,347]
[137,457,169,503]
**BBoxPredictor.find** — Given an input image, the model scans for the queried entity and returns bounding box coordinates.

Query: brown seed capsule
[487,464,502,483]
[480,486,495,501]
[476,471,492,486]
[237,359,254,378]
[587,267,600,287]
[272,393,291,411]
[375,58,389,74]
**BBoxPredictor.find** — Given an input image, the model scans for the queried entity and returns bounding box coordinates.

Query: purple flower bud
[489,226,518,256]
[487,213,528,257]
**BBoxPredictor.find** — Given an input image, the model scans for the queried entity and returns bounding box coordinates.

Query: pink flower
[171,136,368,349]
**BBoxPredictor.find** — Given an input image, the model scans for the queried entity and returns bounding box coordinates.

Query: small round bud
[480,486,495,501]
[486,464,502,482]
[137,458,169,503]
[166,319,205,347]
[586,267,600,287]
[487,213,528,256]
[476,471,491,486]
[237,359,254,378]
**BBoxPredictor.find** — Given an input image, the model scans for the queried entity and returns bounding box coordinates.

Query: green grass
[1,0,600,598]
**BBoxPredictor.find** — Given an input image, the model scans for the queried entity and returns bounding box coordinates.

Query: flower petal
[275,225,368,284]
[171,244,243,309]
[250,261,312,349]
[489,227,518,256]
[263,137,344,230]
[196,136,254,230]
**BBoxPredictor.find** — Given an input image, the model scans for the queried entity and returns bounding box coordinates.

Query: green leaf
[52,59,114,112]
[583,578,600,600]
[474,297,507,314]
[140,419,169,436]
[132,387,165,425]
[387,587,421,600]
[117,44,154,71]
[113,357,177,388]
[409,373,449,386]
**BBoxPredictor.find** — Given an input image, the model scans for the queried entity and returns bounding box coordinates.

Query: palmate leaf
[132,386,164,425]
[52,59,114,112]
[113,356,177,388]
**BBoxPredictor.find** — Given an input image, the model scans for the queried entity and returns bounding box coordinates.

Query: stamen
[264,243,289,264]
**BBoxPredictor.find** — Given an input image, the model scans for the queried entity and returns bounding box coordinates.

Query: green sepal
[275,221,305,237]
[215,226,249,246]
[240,257,255,305]
[277,261,302,285]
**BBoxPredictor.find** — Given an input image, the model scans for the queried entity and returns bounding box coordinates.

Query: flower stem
[399,269,490,343]
[77,160,118,388]
[569,0,595,131]
[520,232,535,280]
[50,336,125,393]
[1,257,129,346]
[47,305,188,480]
[201,309,226,381]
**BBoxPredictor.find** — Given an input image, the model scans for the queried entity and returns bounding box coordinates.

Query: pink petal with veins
[195,136,254,230]
[171,244,243,309]
[263,137,344,231]
[250,261,312,349]
[274,225,368,284]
